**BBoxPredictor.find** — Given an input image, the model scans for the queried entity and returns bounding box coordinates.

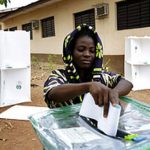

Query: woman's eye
[90,49,95,53]
[77,48,84,52]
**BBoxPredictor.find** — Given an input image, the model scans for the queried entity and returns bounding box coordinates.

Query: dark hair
[70,26,97,51]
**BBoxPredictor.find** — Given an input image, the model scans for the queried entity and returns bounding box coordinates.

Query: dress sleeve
[99,70,122,88]
[43,69,68,107]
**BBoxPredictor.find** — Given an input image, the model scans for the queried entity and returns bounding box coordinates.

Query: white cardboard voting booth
[125,36,150,90]
[0,31,31,107]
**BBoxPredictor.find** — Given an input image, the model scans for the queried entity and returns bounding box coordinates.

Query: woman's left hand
[108,88,120,106]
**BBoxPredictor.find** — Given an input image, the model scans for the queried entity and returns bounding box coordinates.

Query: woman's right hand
[88,82,119,117]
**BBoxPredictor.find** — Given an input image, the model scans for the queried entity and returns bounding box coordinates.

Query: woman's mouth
[82,60,91,64]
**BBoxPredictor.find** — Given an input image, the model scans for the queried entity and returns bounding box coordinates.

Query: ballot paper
[0,105,49,120]
[53,127,102,149]
[79,93,121,136]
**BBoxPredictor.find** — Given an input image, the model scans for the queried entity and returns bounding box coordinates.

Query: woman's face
[72,35,95,70]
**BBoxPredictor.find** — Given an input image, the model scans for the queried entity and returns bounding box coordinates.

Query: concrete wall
[2,0,150,56]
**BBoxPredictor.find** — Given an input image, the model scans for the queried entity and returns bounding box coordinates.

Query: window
[41,16,55,38]
[9,26,17,31]
[74,9,95,29]
[117,0,150,30]
[22,23,32,39]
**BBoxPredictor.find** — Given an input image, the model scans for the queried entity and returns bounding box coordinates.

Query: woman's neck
[78,69,92,82]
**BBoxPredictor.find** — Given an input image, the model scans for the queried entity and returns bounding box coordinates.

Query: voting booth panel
[0,68,31,107]
[0,31,31,107]
[125,37,150,90]
[0,31,30,68]
[125,37,150,64]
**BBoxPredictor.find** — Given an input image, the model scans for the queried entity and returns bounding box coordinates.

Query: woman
[44,24,133,117]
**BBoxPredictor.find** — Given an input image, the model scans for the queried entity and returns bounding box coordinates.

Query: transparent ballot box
[29,97,150,150]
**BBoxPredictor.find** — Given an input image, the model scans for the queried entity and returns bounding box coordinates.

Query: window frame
[41,16,55,38]
[9,26,17,31]
[74,9,95,29]
[116,0,150,30]
[22,23,33,40]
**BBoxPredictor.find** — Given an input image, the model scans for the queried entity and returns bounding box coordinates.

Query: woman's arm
[113,78,133,97]
[47,82,90,103]
[108,78,133,105]
[47,81,114,116]
[47,78,133,117]
[108,78,133,116]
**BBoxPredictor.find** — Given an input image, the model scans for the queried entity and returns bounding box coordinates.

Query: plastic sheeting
[29,96,150,150]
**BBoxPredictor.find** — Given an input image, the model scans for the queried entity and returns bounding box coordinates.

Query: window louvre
[140,0,150,27]
[41,16,55,38]
[117,0,150,30]
[22,23,32,39]
[9,26,17,31]
[74,9,95,29]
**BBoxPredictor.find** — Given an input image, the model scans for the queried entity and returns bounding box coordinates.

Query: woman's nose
[83,50,90,56]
